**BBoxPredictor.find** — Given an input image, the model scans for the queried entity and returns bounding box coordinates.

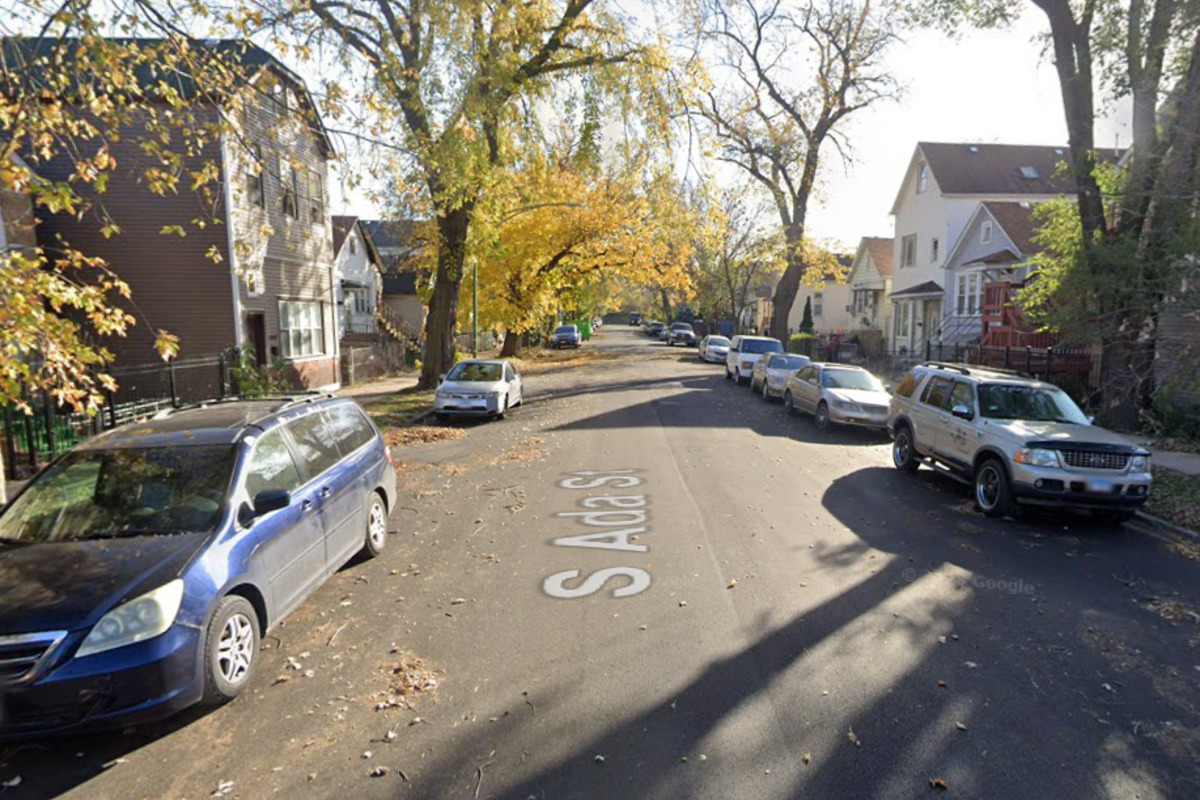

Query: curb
[405,409,434,425]
[1134,510,1200,541]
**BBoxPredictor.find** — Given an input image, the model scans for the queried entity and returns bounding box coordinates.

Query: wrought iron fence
[2,352,234,480]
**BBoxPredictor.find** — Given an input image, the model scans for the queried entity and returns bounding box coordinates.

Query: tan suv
[887,363,1152,522]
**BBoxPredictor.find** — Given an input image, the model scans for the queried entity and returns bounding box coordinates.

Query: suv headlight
[1015,448,1062,468]
[741,361,753,370]
[76,580,185,658]
[1129,455,1150,474]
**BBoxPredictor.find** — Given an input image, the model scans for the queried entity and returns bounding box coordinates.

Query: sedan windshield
[822,369,884,391]
[740,339,783,355]
[0,446,236,542]
[707,337,730,347]
[770,355,809,371]
[977,384,1090,424]
[447,362,503,382]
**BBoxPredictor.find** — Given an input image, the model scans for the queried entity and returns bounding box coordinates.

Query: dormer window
[1019,166,1039,179]
[917,162,928,194]
[981,221,993,244]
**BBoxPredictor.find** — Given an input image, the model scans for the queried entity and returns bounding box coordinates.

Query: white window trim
[931,237,940,264]
[981,221,993,244]
[279,299,325,358]
[917,163,928,194]
[901,234,917,268]
[955,272,984,316]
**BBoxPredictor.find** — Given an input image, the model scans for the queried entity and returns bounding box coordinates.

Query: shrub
[788,333,818,357]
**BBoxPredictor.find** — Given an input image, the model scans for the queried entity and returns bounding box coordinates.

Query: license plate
[1086,477,1115,493]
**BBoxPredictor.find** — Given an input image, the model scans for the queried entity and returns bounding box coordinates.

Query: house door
[246,313,267,366]
[923,299,942,345]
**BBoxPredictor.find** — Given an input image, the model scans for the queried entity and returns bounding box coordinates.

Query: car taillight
[384,445,394,465]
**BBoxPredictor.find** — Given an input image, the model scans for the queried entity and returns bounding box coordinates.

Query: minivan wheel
[783,391,796,415]
[202,595,260,705]
[975,459,1014,518]
[363,492,388,558]
[892,427,920,474]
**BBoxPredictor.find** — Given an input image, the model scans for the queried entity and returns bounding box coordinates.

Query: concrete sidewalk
[1149,448,1200,476]
[336,373,420,399]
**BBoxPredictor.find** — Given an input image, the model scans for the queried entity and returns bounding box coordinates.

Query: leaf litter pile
[384,426,465,447]
[382,653,440,704]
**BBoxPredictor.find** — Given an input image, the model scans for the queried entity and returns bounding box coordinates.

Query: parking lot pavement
[8,337,1200,800]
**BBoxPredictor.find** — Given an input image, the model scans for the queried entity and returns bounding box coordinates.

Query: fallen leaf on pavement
[847,728,861,748]
[955,721,967,731]
[802,752,812,764]
[930,777,949,790]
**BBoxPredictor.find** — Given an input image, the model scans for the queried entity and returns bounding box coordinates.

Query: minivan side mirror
[951,404,974,421]
[253,488,291,516]
[438,373,447,384]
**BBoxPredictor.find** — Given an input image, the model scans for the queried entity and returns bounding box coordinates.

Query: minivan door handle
[320,487,332,498]
[301,499,314,512]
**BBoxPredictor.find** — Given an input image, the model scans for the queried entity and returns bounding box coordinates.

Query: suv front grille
[0,632,67,685]
[1061,450,1131,471]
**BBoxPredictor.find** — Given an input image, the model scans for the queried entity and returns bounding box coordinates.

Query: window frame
[309,169,324,223]
[247,144,265,208]
[931,237,940,264]
[281,159,299,219]
[901,234,917,268]
[956,272,983,316]
[917,162,928,194]
[981,221,993,244]
[278,299,325,359]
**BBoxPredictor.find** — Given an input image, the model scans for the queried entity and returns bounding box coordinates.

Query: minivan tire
[362,492,388,558]
[974,458,1015,518]
[202,595,260,705]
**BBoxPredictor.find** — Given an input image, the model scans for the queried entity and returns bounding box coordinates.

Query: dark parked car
[667,322,697,346]
[0,395,396,737]
[645,321,665,338]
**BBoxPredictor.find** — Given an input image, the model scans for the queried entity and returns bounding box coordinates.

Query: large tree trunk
[500,330,522,357]
[770,220,807,341]
[659,288,672,322]
[419,205,473,389]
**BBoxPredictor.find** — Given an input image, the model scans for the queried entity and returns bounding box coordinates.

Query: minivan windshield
[740,339,783,355]
[822,368,884,391]
[446,362,503,382]
[977,383,1090,424]
[0,445,237,542]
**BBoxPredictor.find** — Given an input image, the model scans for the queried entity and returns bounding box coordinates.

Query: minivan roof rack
[151,393,336,419]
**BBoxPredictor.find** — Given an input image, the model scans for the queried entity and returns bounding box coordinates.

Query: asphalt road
[10,327,1200,800]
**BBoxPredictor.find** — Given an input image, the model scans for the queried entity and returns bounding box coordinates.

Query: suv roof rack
[917,362,972,375]
[151,392,337,420]
[916,362,1029,378]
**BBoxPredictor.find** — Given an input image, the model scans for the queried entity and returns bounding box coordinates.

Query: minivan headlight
[1129,455,1150,474]
[76,580,184,658]
[1014,448,1061,468]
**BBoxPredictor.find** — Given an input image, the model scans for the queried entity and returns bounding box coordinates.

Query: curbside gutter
[405,408,434,425]
[1133,510,1200,541]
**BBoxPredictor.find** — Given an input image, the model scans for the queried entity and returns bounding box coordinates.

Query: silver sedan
[434,359,523,421]
[698,335,730,363]
[782,363,891,430]
[750,352,811,401]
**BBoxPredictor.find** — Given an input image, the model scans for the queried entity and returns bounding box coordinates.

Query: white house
[331,216,384,339]
[940,201,1038,345]
[887,142,1095,354]
[360,219,426,337]
[786,271,854,336]
[844,236,893,352]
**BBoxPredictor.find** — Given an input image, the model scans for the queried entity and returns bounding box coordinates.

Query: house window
[894,302,912,339]
[981,221,993,244]
[956,273,983,316]
[282,162,298,219]
[245,267,263,297]
[247,144,264,208]
[901,234,917,268]
[349,236,357,255]
[931,237,940,264]
[279,300,324,358]
[917,163,928,194]
[813,292,823,317]
[309,170,324,222]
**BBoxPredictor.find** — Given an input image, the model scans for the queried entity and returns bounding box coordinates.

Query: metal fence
[2,352,234,480]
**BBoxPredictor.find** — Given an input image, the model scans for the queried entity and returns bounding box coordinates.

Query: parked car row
[701,336,1154,523]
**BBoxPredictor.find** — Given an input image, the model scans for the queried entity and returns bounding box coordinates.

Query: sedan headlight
[76,580,184,658]
[832,399,864,413]
[741,361,753,370]
[1015,448,1062,468]
[486,390,503,398]
[1129,455,1150,474]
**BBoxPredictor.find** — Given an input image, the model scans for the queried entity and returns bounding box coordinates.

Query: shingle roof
[982,201,1039,255]
[890,280,943,298]
[360,219,418,252]
[863,237,893,277]
[919,142,1121,196]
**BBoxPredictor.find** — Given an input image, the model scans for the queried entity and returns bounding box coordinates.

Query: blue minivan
[0,394,396,737]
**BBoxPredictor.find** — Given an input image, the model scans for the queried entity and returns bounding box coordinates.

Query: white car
[725,335,784,385]
[782,363,890,430]
[434,359,523,422]
[698,335,730,363]
[750,352,811,400]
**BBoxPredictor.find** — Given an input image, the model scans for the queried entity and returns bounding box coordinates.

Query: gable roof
[360,219,419,252]
[331,215,357,258]
[1,37,335,155]
[863,237,893,277]
[890,142,1123,214]
[982,201,1039,254]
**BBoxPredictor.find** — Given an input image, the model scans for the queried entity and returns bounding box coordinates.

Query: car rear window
[284,412,342,478]
[740,339,783,354]
[325,404,377,456]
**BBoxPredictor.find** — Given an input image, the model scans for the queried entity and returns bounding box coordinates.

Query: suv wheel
[974,459,1014,518]
[725,366,733,381]
[202,595,260,705]
[892,427,920,474]
[814,401,830,430]
[363,492,388,558]
[783,390,796,415]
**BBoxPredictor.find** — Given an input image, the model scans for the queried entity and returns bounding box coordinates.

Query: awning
[341,279,368,289]
[889,280,943,299]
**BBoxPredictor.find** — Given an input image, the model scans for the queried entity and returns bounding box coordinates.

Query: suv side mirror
[253,488,291,516]
[951,404,974,421]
